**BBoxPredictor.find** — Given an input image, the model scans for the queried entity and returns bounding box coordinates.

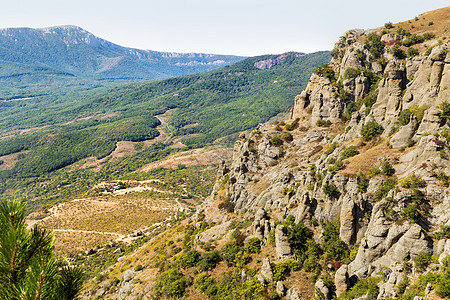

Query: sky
[1,1,447,56]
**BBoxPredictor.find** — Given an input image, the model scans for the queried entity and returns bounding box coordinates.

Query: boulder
[123,269,134,282]
[286,287,302,300]
[276,281,286,297]
[241,269,249,282]
[315,279,331,300]
[113,247,125,254]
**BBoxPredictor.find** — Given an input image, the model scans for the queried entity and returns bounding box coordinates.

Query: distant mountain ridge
[0,25,244,83]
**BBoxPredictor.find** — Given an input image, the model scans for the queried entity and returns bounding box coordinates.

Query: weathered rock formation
[204,12,450,299]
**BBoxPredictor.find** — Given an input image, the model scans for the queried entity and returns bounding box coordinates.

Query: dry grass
[29,183,181,254]
[341,138,405,176]
[395,6,450,37]
[53,231,113,253]
[363,6,450,53]
[140,146,232,171]
[41,196,176,235]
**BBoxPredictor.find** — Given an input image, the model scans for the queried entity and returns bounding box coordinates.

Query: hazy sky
[1,1,447,56]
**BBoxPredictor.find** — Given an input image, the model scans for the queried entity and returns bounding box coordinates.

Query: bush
[360,89,379,114]
[401,204,421,223]
[399,174,425,188]
[317,119,332,127]
[195,269,264,299]
[198,250,222,271]
[397,109,412,126]
[282,132,293,142]
[134,264,144,271]
[361,121,383,141]
[176,250,200,268]
[316,64,336,82]
[389,44,406,59]
[367,167,381,178]
[268,229,275,247]
[374,177,396,201]
[441,102,450,121]
[397,27,410,38]
[356,49,366,62]
[329,160,345,174]
[380,159,395,176]
[344,68,360,79]
[414,253,432,272]
[366,33,385,59]
[406,138,415,147]
[301,240,322,273]
[434,226,450,240]
[437,269,450,297]
[270,136,283,146]
[407,47,419,57]
[325,142,340,156]
[154,269,189,298]
[402,34,423,46]
[285,118,299,131]
[323,183,339,198]
[409,105,428,123]
[341,145,359,159]
[385,22,394,29]
[245,238,261,254]
[221,240,241,263]
[358,173,369,193]
[194,273,217,296]
[285,221,313,254]
[272,260,301,281]
[322,221,348,261]
[436,171,450,187]
[423,32,435,40]
[339,277,380,300]
[218,194,234,213]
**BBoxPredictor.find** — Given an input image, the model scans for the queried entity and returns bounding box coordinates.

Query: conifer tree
[0,198,83,300]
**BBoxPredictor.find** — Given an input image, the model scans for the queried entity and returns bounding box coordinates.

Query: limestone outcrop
[205,16,450,300]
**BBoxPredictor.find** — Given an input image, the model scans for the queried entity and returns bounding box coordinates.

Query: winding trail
[52,229,125,238]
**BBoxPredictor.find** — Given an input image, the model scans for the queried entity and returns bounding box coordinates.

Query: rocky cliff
[81,7,450,300]
[198,6,450,299]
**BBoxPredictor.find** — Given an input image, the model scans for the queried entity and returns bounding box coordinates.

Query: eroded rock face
[204,21,449,300]
[335,264,349,296]
[275,225,292,258]
[348,201,433,279]
[252,208,273,243]
[259,257,274,284]
[389,116,418,148]
[292,73,343,126]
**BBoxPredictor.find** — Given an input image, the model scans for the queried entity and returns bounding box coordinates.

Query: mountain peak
[0,25,245,83]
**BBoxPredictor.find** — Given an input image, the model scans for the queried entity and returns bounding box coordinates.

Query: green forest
[0,51,330,210]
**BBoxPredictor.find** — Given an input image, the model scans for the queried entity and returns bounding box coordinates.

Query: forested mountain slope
[0,25,244,99]
[0,51,330,210]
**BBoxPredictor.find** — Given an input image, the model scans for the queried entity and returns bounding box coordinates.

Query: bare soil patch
[0,152,20,171]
